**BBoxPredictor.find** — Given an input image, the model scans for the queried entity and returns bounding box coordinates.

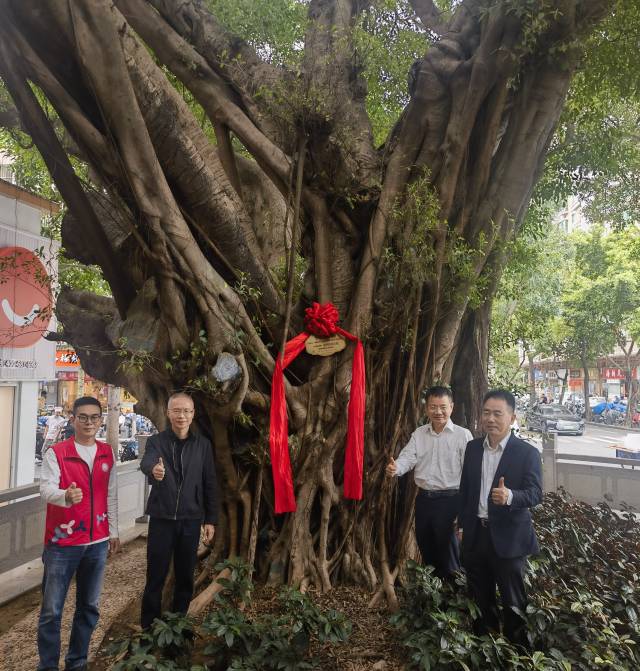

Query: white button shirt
[477,434,513,519]
[45,415,66,440]
[40,441,119,542]
[394,420,473,490]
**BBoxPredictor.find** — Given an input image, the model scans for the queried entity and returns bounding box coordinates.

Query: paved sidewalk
[0,522,147,607]
[0,527,148,671]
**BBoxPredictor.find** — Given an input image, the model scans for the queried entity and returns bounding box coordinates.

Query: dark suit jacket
[459,434,542,559]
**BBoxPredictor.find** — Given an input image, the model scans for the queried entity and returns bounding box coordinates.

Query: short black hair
[424,385,453,403]
[72,396,102,414]
[483,389,516,412]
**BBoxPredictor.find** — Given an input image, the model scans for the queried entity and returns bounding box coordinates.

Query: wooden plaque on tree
[305,334,346,357]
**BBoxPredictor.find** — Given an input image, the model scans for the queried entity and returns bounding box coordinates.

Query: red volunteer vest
[44,438,114,546]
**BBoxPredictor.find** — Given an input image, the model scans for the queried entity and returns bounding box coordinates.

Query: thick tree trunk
[621,344,636,427]
[527,350,537,406]
[623,367,634,427]
[582,356,592,421]
[450,303,490,434]
[630,379,639,427]
[557,370,569,405]
[106,385,121,459]
[0,0,613,604]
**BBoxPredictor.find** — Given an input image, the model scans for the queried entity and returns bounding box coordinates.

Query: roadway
[520,422,635,458]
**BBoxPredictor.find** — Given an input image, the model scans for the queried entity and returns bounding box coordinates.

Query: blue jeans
[37,541,108,671]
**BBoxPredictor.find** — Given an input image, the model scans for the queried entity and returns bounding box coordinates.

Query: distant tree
[575,227,640,422]
[490,226,572,403]
[557,227,640,420]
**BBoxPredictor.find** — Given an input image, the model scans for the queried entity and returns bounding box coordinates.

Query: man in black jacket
[458,389,542,646]
[140,392,218,628]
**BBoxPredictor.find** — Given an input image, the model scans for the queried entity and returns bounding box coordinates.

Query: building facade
[0,178,59,489]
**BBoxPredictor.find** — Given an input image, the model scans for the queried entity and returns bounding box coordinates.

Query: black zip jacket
[140,429,218,524]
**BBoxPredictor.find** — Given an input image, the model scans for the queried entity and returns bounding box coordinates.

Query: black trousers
[414,490,461,579]
[462,521,528,646]
[141,517,201,628]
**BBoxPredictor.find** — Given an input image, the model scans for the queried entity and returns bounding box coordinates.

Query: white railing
[542,433,640,511]
[0,459,146,574]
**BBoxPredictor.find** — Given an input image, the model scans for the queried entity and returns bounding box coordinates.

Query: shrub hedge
[392,491,640,670]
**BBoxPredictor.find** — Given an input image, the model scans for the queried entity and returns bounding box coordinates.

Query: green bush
[392,491,640,670]
[107,612,202,671]
[212,556,254,609]
[202,586,351,670]
[107,558,351,671]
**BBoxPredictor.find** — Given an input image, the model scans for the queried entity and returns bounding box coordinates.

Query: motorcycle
[119,439,138,462]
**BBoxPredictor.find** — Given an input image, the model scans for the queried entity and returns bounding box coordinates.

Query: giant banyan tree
[0,0,612,605]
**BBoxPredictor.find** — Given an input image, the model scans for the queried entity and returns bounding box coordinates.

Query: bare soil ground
[295,587,407,671]
[92,584,407,671]
[0,538,147,671]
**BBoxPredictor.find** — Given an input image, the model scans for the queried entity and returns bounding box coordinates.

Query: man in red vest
[37,396,120,671]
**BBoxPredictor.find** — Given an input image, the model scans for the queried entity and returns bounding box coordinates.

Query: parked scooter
[119,439,138,462]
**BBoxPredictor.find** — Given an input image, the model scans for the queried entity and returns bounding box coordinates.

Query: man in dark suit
[458,389,542,646]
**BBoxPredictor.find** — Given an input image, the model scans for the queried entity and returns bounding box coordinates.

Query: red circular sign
[0,246,53,348]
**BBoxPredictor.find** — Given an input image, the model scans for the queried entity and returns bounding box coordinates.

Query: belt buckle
[480,518,489,528]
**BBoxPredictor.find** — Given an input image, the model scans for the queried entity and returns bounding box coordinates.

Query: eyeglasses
[76,413,102,424]
[169,408,194,416]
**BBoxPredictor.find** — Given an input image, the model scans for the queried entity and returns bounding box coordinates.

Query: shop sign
[56,371,79,381]
[0,244,56,380]
[56,347,80,367]
[0,357,38,370]
[601,367,636,380]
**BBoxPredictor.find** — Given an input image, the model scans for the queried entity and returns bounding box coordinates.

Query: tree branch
[408,0,448,34]
[302,0,378,190]
[0,35,133,316]
[147,0,285,144]
[117,0,292,190]
[118,15,285,314]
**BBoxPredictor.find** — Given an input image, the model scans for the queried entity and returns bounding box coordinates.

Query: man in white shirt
[458,389,542,646]
[42,407,66,453]
[38,396,120,671]
[386,386,472,580]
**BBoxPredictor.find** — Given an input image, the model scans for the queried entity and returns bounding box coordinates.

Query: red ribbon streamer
[269,303,366,513]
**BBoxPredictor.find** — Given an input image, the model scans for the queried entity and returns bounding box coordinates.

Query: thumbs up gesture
[152,457,165,481]
[491,476,510,505]
[65,481,83,505]
[385,457,397,477]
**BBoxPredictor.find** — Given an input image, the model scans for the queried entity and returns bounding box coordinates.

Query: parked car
[525,404,585,435]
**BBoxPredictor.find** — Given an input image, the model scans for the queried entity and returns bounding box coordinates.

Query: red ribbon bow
[269,302,366,513]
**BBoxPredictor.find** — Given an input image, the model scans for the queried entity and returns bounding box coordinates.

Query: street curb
[584,421,640,433]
